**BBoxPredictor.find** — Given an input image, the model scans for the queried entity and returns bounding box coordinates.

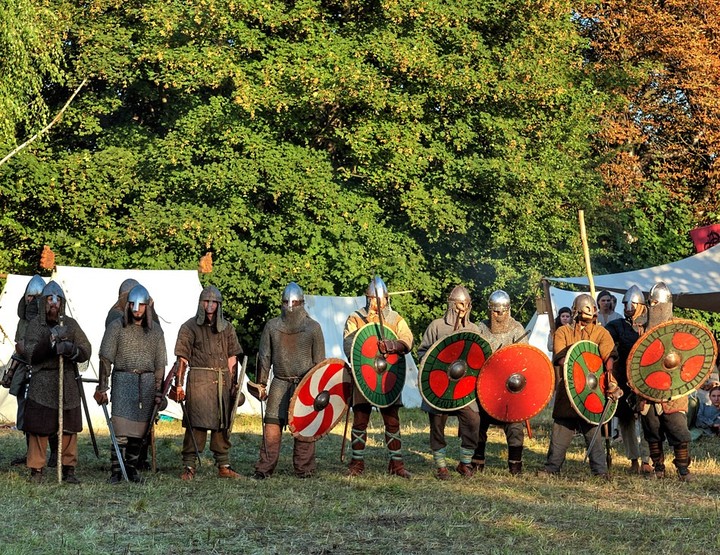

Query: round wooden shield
[627,319,717,402]
[350,323,406,407]
[477,344,555,422]
[419,331,492,411]
[564,340,617,425]
[288,358,353,442]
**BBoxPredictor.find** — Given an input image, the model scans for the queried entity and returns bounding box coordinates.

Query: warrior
[474,290,528,474]
[539,293,620,478]
[105,278,140,328]
[418,285,481,480]
[171,286,243,480]
[343,276,414,478]
[252,283,325,479]
[638,282,693,481]
[23,281,92,483]
[94,284,167,483]
[1,275,57,468]
[105,278,161,471]
[605,285,652,474]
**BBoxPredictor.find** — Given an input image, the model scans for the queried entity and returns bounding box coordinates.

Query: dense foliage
[1,0,713,344]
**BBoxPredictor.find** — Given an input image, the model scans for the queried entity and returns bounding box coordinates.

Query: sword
[226,355,248,436]
[73,366,99,458]
[102,403,128,482]
[583,397,616,464]
[144,363,178,449]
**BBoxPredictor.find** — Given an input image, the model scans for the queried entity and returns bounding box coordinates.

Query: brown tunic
[174,317,241,430]
[552,322,616,420]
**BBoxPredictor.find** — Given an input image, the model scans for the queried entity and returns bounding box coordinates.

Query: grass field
[1,407,720,555]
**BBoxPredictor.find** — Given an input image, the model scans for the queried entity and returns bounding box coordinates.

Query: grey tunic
[100,319,167,437]
[258,308,325,425]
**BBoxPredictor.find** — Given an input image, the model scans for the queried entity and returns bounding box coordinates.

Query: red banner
[689,224,720,253]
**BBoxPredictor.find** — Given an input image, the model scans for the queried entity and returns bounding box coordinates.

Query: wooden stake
[578,210,596,298]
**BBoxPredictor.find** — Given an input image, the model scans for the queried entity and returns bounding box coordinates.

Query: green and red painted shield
[288,358,353,442]
[350,323,406,407]
[564,340,617,425]
[477,344,555,423]
[419,331,492,411]
[627,319,717,402]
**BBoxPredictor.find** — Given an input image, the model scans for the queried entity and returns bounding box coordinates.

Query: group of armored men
[1,273,714,484]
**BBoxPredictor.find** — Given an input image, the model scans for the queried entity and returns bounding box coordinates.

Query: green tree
[1,0,616,341]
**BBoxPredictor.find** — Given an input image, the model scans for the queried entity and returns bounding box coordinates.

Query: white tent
[0,267,204,424]
[529,244,720,357]
[0,270,422,426]
[547,244,720,312]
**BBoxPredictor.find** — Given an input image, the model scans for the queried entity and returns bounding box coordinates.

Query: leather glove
[155,392,168,411]
[169,384,185,402]
[55,341,76,357]
[93,389,108,405]
[606,382,623,401]
[378,340,407,355]
[50,325,71,343]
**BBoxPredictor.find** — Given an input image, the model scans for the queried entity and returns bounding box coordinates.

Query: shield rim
[477,343,555,422]
[350,323,406,407]
[288,357,353,442]
[419,331,492,411]
[626,318,718,402]
[563,340,618,425]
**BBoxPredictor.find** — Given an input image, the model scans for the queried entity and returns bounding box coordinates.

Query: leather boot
[62,465,80,485]
[218,465,242,479]
[508,445,523,475]
[648,441,665,478]
[29,468,43,484]
[388,458,412,479]
[435,467,451,481]
[673,442,692,482]
[508,461,523,475]
[471,458,485,472]
[48,434,59,468]
[456,462,475,477]
[347,459,365,477]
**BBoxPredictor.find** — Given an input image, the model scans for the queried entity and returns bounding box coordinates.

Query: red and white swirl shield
[288,358,353,442]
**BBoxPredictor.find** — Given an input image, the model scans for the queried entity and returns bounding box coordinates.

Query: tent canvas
[547,244,720,312]
[0,267,204,424]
